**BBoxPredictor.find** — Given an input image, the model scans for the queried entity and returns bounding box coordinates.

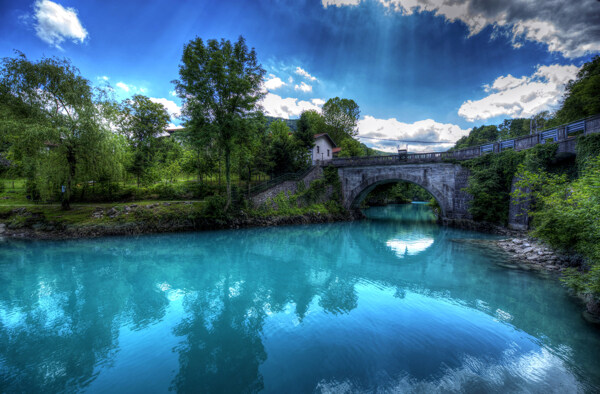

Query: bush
[516,153,600,302]
[202,195,228,218]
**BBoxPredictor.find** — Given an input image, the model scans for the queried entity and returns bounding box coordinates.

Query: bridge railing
[331,114,600,167]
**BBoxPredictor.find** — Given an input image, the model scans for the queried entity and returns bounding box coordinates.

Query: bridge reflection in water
[0,204,599,392]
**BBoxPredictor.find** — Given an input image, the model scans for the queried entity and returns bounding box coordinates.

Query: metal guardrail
[480,144,494,154]
[500,140,515,150]
[329,114,600,168]
[540,129,558,143]
[566,120,585,134]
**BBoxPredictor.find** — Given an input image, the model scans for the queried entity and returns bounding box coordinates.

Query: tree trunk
[224,149,231,211]
[62,148,76,210]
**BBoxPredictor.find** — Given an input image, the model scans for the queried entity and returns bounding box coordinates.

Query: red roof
[332,147,342,153]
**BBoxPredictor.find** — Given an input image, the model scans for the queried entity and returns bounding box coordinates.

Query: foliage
[515,154,600,301]
[575,134,600,174]
[464,144,557,224]
[267,120,307,176]
[174,36,266,209]
[120,95,170,186]
[453,125,499,150]
[295,110,325,150]
[498,118,531,139]
[0,52,121,209]
[322,97,360,145]
[553,56,600,125]
[337,138,365,157]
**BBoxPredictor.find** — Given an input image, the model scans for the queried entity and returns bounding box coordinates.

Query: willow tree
[173,36,265,209]
[0,53,119,209]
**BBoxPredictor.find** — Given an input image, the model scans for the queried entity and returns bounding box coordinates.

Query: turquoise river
[1,204,600,393]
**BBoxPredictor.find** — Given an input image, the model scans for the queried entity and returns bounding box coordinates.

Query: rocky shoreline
[494,236,600,322]
[494,237,579,272]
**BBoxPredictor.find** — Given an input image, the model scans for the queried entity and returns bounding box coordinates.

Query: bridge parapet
[331,114,600,168]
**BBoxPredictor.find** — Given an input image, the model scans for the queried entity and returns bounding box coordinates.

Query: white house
[311,133,337,164]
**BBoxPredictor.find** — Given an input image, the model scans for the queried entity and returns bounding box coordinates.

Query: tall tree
[120,95,170,186]
[295,110,325,150]
[267,120,303,176]
[0,53,118,209]
[173,36,265,209]
[322,97,360,145]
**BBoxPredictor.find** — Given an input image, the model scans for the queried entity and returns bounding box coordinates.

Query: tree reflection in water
[0,204,599,392]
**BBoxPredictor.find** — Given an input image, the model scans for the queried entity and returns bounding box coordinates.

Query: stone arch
[345,174,450,217]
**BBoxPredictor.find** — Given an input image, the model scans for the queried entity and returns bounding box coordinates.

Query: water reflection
[0,204,599,392]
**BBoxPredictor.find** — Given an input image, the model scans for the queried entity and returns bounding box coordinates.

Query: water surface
[1,204,599,393]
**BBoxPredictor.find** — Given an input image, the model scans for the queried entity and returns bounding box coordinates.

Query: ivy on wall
[463,143,559,224]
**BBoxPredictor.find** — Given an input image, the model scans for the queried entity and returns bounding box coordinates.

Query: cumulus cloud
[264,74,286,91]
[357,116,470,152]
[116,82,130,92]
[33,0,88,49]
[312,98,326,106]
[260,93,324,119]
[294,82,313,93]
[458,64,579,122]
[295,67,317,81]
[322,0,362,7]
[149,97,181,120]
[329,0,600,58]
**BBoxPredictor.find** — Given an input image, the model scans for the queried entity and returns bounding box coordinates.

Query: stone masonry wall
[250,166,324,207]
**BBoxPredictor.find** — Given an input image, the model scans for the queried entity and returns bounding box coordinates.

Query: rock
[523,243,531,247]
[0,223,5,234]
[582,311,600,325]
[163,202,171,206]
[512,238,522,244]
[107,208,119,218]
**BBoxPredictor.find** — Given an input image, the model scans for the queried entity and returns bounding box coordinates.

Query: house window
[327,149,330,157]
[316,146,320,153]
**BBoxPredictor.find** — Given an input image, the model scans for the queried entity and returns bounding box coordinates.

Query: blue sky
[1,0,599,151]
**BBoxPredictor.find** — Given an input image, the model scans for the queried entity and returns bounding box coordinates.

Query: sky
[1,0,599,152]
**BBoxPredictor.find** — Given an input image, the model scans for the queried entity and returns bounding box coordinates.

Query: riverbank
[0,202,355,240]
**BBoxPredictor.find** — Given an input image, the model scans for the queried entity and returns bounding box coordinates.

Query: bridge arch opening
[348,177,446,217]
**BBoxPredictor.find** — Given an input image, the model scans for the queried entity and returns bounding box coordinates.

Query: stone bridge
[336,163,471,219]
[251,115,600,229]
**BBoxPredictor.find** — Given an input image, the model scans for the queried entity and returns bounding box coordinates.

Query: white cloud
[357,116,470,152]
[260,93,323,119]
[295,67,317,81]
[115,81,150,95]
[169,90,177,97]
[33,0,88,49]
[116,82,130,92]
[288,76,294,84]
[330,0,600,58]
[458,64,579,122]
[312,98,326,106]
[294,82,313,93]
[150,97,181,119]
[322,0,362,7]
[264,74,286,91]
[97,76,109,81]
